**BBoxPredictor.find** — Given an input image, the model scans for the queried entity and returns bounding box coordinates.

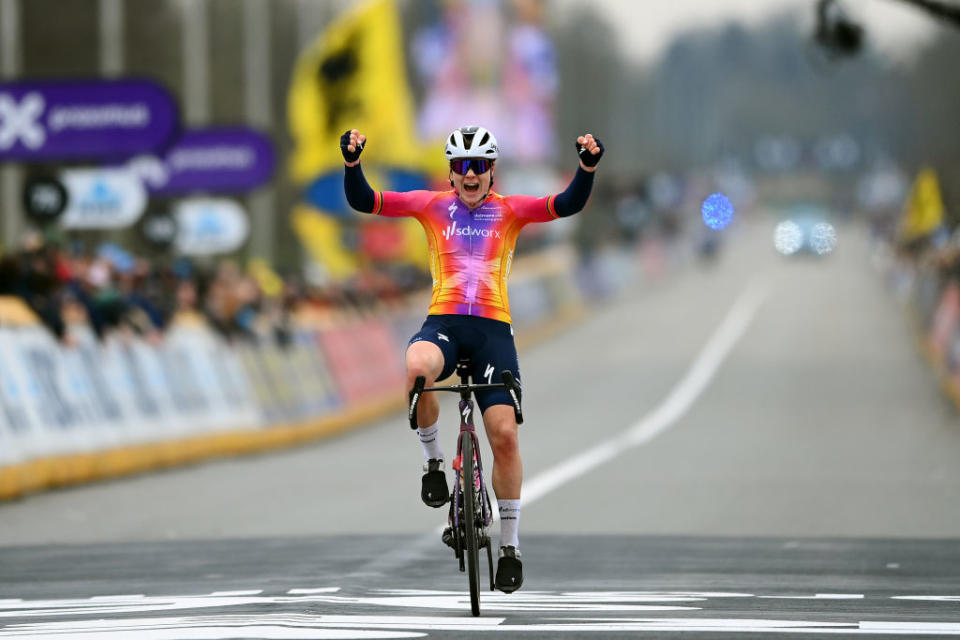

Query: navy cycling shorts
[408,314,521,414]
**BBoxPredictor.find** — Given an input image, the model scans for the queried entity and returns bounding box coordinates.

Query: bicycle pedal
[441,526,456,550]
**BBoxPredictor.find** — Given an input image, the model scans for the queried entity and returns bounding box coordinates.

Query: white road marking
[758,594,864,600]
[523,276,770,507]
[287,588,342,595]
[4,611,960,637]
[3,590,960,637]
[862,621,960,633]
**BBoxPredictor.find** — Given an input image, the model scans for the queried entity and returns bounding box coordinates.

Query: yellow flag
[900,167,945,242]
[291,205,359,281]
[247,258,285,298]
[287,0,442,182]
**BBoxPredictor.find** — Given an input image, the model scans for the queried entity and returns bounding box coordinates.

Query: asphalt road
[2,217,959,638]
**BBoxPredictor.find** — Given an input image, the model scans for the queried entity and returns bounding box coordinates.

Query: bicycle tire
[461,433,481,617]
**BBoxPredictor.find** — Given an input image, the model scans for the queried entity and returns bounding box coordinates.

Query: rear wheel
[461,434,481,617]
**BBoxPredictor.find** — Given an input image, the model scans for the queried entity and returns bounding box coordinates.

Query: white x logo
[0,92,46,151]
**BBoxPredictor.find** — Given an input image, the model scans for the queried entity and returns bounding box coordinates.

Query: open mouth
[463,183,480,193]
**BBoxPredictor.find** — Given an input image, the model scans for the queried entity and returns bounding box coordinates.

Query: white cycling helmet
[444,126,499,160]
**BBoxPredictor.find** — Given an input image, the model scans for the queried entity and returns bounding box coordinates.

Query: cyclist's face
[450,162,493,208]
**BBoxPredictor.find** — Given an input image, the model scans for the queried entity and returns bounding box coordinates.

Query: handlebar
[408,371,524,429]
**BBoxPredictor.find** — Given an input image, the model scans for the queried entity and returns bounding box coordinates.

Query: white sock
[498,499,521,549]
[417,422,443,461]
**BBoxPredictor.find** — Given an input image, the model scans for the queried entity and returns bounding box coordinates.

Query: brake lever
[500,370,524,425]
[408,375,425,430]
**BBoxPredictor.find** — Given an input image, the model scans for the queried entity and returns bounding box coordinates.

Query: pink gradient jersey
[373,189,560,323]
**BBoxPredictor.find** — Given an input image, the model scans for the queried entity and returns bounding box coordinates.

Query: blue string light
[702,193,734,230]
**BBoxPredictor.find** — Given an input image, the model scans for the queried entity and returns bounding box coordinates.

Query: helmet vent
[444,125,498,160]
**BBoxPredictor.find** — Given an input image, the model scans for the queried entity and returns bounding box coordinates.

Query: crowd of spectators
[0,231,432,346]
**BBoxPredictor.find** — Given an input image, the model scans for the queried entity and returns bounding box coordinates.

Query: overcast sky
[564,0,940,66]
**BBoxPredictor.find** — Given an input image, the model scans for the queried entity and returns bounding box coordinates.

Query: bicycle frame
[451,362,493,541]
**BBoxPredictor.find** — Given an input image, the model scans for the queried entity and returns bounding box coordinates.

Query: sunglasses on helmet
[450,158,492,175]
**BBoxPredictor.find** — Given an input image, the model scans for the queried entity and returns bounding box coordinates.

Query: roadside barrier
[891,258,960,410]
[0,247,590,501]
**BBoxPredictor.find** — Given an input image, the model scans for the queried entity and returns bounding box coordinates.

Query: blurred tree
[550,5,624,170]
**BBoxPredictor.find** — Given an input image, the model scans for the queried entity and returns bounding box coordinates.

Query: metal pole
[244,0,275,262]
[0,0,23,249]
[99,0,124,77]
[181,0,209,125]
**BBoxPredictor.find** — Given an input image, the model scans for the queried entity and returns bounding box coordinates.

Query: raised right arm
[344,163,375,213]
[341,129,375,213]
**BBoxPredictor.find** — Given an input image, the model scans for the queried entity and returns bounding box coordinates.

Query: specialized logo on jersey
[448,202,458,218]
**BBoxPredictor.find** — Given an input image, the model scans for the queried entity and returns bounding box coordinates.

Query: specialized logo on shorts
[0,93,46,150]
[484,363,495,384]
[442,220,502,241]
[437,332,449,342]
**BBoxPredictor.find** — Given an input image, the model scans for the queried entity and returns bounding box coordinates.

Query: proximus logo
[0,93,46,150]
[442,221,501,241]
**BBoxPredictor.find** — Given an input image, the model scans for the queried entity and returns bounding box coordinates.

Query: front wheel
[461,433,481,617]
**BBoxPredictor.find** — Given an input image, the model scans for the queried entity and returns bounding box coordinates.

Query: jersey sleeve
[374,190,435,218]
[503,194,559,224]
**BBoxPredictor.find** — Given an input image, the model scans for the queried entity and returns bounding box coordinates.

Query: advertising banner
[59,167,148,229]
[0,337,36,438]
[174,198,250,255]
[163,325,259,431]
[0,79,178,161]
[0,326,82,458]
[318,320,406,404]
[128,127,275,195]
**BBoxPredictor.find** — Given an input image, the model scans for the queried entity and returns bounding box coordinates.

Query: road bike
[408,357,523,617]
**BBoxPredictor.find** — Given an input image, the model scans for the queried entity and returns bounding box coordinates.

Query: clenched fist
[341,129,366,165]
[576,134,604,171]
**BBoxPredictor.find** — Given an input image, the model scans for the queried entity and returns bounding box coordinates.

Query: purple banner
[131,127,275,195]
[0,79,178,161]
